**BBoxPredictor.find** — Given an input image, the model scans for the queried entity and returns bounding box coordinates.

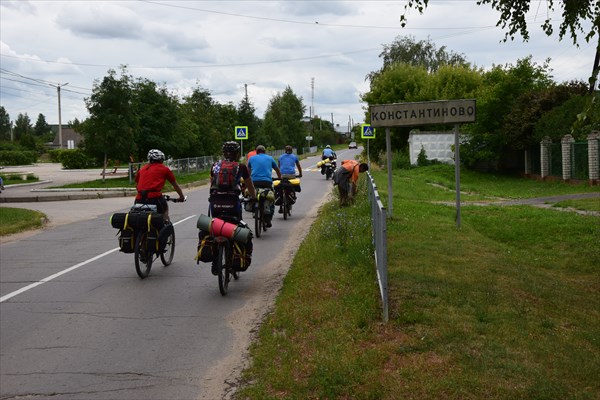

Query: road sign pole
[454,123,461,228]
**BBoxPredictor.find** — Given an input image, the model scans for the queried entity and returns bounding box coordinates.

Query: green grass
[0,173,39,184]
[235,164,600,400]
[0,207,45,236]
[553,198,600,212]
[53,170,210,189]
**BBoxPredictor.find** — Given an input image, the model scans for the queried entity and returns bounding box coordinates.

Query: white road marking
[0,215,196,303]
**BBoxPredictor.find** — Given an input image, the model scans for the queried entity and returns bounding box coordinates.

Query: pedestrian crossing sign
[235,126,248,140]
[361,124,375,139]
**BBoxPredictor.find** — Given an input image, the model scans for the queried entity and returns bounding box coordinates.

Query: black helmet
[222,141,240,159]
[285,145,293,154]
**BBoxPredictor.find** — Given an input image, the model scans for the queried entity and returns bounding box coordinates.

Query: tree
[366,35,469,82]
[260,86,306,150]
[82,67,137,177]
[237,94,262,152]
[0,106,11,141]
[130,78,182,159]
[400,0,599,44]
[460,57,556,168]
[182,86,225,158]
[13,113,33,141]
[503,81,588,149]
[33,114,51,137]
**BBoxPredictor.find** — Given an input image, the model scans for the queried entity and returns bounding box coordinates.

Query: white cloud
[0,0,595,127]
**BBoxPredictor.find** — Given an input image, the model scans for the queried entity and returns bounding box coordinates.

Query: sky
[0,0,595,132]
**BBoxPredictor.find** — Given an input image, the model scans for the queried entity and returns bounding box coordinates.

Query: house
[49,126,83,149]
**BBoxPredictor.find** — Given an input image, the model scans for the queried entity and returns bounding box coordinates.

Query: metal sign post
[454,124,461,228]
[361,124,376,170]
[235,126,248,158]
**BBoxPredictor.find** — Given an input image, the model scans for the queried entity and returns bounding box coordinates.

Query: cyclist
[246,146,258,162]
[275,145,302,212]
[209,141,255,222]
[322,145,336,160]
[134,149,185,221]
[247,145,281,227]
[321,145,337,175]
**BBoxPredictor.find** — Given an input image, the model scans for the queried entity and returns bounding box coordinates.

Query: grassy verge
[52,170,210,189]
[0,207,45,236]
[235,164,600,400]
[0,173,39,185]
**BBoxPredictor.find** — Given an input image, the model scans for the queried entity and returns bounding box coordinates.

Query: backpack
[211,160,240,191]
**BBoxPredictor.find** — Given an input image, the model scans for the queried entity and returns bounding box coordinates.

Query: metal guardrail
[366,172,388,322]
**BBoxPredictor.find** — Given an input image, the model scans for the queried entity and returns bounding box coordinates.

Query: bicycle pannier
[118,228,135,253]
[232,239,253,271]
[196,230,214,263]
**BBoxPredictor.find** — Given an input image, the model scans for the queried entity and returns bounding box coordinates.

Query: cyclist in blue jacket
[247,145,281,227]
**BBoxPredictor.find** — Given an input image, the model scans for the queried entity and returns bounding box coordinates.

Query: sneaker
[278,207,283,214]
[265,221,272,228]
[211,263,218,275]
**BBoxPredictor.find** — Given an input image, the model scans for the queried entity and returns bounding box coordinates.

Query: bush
[59,149,96,169]
[0,150,38,166]
[391,148,412,169]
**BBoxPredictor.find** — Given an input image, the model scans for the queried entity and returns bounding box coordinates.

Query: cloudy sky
[0,0,595,131]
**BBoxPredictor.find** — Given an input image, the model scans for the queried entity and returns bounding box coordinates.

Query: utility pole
[244,82,255,99]
[51,82,69,148]
[311,78,315,145]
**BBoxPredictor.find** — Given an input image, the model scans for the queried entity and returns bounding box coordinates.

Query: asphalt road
[0,150,361,400]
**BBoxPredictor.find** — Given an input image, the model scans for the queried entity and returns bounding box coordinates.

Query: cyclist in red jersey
[134,149,185,220]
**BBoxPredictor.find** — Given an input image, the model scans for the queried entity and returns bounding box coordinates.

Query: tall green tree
[367,35,469,82]
[460,57,555,168]
[237,94,262,153]
[33,114,51,137]
[130,78,182,159]
[82,67,136,176]
[13,113,33,141]
[260,86,306,150]
[182,86,226,157]
[0,106,11,141]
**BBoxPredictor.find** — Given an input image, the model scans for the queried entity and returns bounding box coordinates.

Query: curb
[0,191,134,203]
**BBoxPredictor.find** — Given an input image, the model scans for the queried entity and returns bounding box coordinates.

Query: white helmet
[147,149,165,163]
[325,145,331,149]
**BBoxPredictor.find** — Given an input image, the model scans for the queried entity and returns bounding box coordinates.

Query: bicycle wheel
[282,193,288,220]
[134,232,153,279]
[160,229,175,266]
[254,201,262,238]
[217,243,230,296]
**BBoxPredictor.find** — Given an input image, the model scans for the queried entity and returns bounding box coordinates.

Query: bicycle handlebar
[164,194,187,203]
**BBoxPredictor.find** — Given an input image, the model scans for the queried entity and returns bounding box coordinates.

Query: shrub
[0,150,38,166]
[59,149,96,169]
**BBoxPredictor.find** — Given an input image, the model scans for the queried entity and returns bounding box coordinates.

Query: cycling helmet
[325,145,331,148]
[222,141,240,155]
[147,149,165,163]
[285,145,293,154]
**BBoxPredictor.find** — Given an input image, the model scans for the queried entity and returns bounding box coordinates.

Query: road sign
[235,126,248,140]
[361,124,375,139]
[370,99,476,127]
[305,136,313,141]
